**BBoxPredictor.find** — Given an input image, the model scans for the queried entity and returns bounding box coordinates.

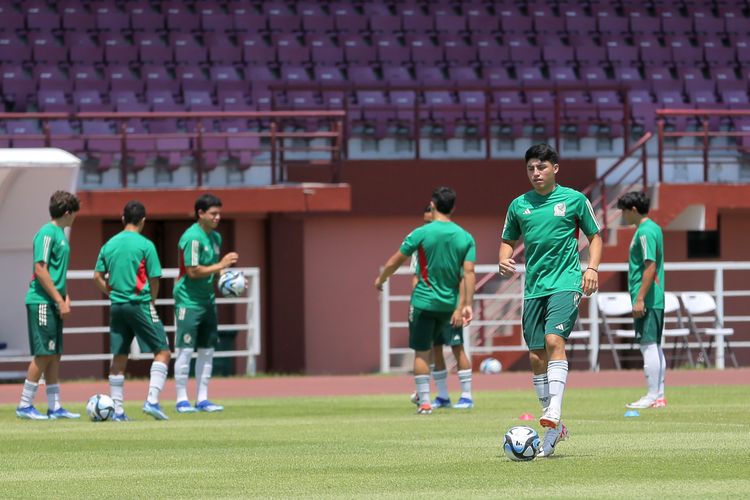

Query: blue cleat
[196,400,224,413]
[175,400,198,414]
[112,413,130,422]
[453,397,474,409]
[142,402,169,420]
[432,396,452,409]
[47,407,81,419]
[16,405,49,420]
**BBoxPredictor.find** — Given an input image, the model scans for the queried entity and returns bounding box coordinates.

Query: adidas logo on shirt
[523,208,531,215]
[555,323,565,331]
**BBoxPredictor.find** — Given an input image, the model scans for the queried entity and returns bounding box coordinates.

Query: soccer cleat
[432,396,452,408]
[16,405,49,420]
[539,408,560,429]
[142,402,169,420]
[175,400,198,414]
[626,396,657,409]
[47,407,81,419]
[416,402,433,415]
[112,413,130,422]
[196,400,224,413]
[537,421,568,458]
[409,392,419,406]
[453,397,474,409]
[651,398,667,408]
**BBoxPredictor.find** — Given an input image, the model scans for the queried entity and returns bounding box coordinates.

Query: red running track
[1,368,747,404]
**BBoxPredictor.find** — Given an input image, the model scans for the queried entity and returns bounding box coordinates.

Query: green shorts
[522,291,582,351]
[634,308,664,345]
[26,303,63,355]
[434,325,464,347]
[409,306,453,351]
[109,302,169,355]
[175,304,218,349]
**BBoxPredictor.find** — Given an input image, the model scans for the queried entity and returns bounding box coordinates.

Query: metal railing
[380,262,750,373]
[0,267,262,375]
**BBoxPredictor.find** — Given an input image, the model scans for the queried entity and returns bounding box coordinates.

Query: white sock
[147,361,168,405]
[547,360,568,417]
[433,369,449,399]
[19,379,39,408]
[195,348,214,403]
[457,369,472,399]
[533,374,550,409]
[415,374,430,405]
[46,383,61,412]
[658,345,666,399]
[174,348,193,403]
[109,374,125,415]
[640,343,661,399]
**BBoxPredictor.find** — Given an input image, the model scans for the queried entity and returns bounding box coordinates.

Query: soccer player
[173,194,238,413]
[617,191,667,409]
[17,191,81,420]
[93,201,171,421]
[375,187,476,415]
[499,144,602,457]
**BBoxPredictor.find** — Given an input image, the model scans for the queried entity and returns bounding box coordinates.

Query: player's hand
[374,276,384,291]
[461,305,473,326]
[220,252,239,268]
[57,298,71,318]
[632,298,646,318]
[450,309,463,327]
[581,268,599,296]
[499,258,516,278]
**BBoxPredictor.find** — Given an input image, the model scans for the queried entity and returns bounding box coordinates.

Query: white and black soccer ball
[218,270,247,297]
[480,357,502,374]
[86,394,115,422]
[503,426,540,461]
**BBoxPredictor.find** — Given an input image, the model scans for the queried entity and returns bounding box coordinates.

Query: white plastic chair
[567,319,592,369]
[680,292,738,368]
[662,292,693,368]
[597,292,637,370]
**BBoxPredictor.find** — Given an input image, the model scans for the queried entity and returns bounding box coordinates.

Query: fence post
[42,119,51,147]
[702,116,709,182]
[657,119,664,183]
[601,183,608,242]
[714,267,725,370]
[414,96,421,160]
[270,121,277,185]
[119,121,128,188]
[588,295,600,371]
[380,277,391,373]
[554,89,561,153]
[642,139,648,191]
[484,88,491,159]
[196,122,204,187]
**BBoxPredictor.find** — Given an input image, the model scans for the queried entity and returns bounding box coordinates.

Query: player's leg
[409,307,440,414]
[431,336,451,408]
[523,297,549,409]
[44,314,80,419]
[174,306,198,413]
[108,304,133,420]
[446,326,473,409]
[18,304,56,419]
[655,310,667,406]
[628,309,665,408]
[195,305,223,412]
[137,303,170,420]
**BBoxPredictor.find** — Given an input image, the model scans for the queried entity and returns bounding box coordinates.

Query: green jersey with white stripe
[26,222,70,304]
[502,185,601,298]
[628,218,665,309]
[95,231,162,304]
[173,222,222,307]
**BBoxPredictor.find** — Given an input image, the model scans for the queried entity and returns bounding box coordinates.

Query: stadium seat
[94,4,129,32]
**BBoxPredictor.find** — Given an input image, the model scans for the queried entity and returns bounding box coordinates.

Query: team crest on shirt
[553,202,567,217]
[183,334,192,344]
[48,340,55,350]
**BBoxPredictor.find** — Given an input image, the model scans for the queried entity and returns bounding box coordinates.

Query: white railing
[380,261,750,372]
[0,267,261,375]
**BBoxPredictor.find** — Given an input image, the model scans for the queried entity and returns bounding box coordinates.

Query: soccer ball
[218,270,247,297]
[86,394,115,422]
[480,357,502,374]
[503,426,540,461]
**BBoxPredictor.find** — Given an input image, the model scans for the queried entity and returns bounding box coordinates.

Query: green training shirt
[95,231,162,304]
[174,222,222,307]
[502,185,600,299]
[400,220,476,312]
[26,222,70,304]
[628,218,665,309]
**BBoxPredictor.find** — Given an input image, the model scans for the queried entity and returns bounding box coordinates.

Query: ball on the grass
[86,394,115,422]
[503,426,540,461]
[480,357,502,374]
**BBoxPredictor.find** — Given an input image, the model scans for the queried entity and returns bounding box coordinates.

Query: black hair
[616,191,650,215]
[525,143,559,165]
[122,200,146,225]
[49,191,80,219]
[423,204,432,213]
[431,186,456,215]
[195,193,222,219]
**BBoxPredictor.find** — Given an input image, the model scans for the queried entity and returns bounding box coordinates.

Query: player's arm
[34,261,69,317]
[374,251,409,291]
[633,260,656,318]
[582,232,602,296]
[450,277,466,327]
[462,261,476,326]
[93,271,109,296]
[149,277,160,302]
[186,252,239,280]
[499,239,517,278]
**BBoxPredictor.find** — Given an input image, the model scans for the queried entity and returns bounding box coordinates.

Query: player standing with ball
[173,194,238,413]
[499,144,602,457]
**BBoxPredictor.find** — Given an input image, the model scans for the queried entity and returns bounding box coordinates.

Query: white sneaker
[539,407,560,430]
[537,422,568,458]
[626,396,657,409]
[409,392,419,406]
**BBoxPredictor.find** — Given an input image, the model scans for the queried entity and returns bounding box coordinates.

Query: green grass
[1,385,748,499]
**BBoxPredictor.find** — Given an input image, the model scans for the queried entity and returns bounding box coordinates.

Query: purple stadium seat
[322,89,345,109]
[94,4,129,32]
[579,66,609,86]
[678,67,712,94]
[266,7,301,33]
[128,2,165,31]
[701,39,735,68]
[689,89,719,107]
[722,90,749,105]
[564,9,596,36]
[459,89,486,126]
[416,66,447,88]
[517,66,544,87]
[606,42,639,67]
[173,34,208,65]
[693,12,725,35]
[230,4,267,34]
[300,3,334,34]
[646,67,676,93]
[68,33,104,65]
[543,45,575,65]
[712,66,744,92]
[26,3,60,31]
[149,118,180,134]
[390,90,417,121]
[476,35,510,67]
[246,66,276,83]
[102,34,137,65]
[498,7,531,35]
[399,5,433,34]
[596,11,628,35]
[383,66,414,84]
[615,67,648,91]
[341,34,376,66]
[111,90,141,108]
[240,35,276,66]
[486,67,514,86]
[35,66,72,92]
[637,38,672,67]
[274,34,309,65]
[434,11,465,35]
[147,90,181,111]
[532,9,561,37]
[73,90,110,112]
[177,65,211,92]
[450,66,481,85]
[49,120,84,153]
[442,35,476,66]
[575,44,608,67]
[206,34,242,65]
[37,90,70,112]
[286,90,323,109]
[732,37,750,67]
[408,35,443,66]
[592,90,623,125]
[61,2,95,32]
[724,12,750,36]
[466,5,498,34]
[314,65,345,85]
[627,10,661,35]
[628,90,656,131]
[136,33,173,65]
[332,4,367,34]
[509,38,542,67]
[155,136,192,177]
[375,35,410,66]
[667,36,704,67]
[562,91,597,130]
[660,13,693,35]
[0,4,25,32]
[549,66,578,85]
[348,66,379,85]
[307,35,342,67]
[199,5,232,32]
[211,66,245,92]
[107,65,144,93]
[164,3,200,32]
[369,11,401,34]
[218,90,250,111]
[184,90,216,111]
[142,65,178,93]
[7,119,45,147]
[226,135,261,175]
[1,64,34,108]
[29,33,67,64]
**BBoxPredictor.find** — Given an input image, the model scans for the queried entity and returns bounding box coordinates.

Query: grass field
[1,385,748,499]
